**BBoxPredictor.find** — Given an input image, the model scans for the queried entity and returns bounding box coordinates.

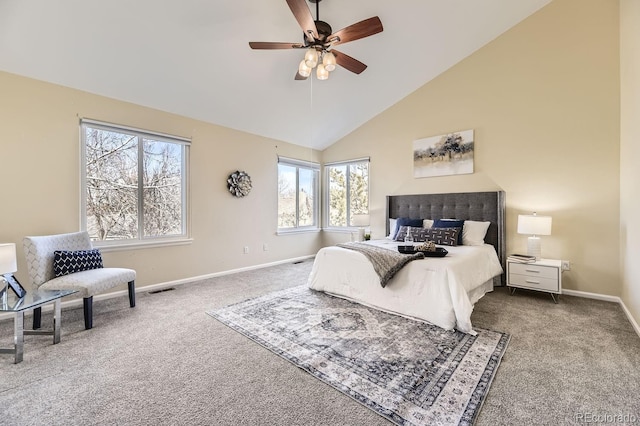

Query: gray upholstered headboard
[386,191,506,285]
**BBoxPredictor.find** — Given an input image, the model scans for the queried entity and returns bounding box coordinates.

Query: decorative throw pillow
[395,226,428,242]
[424,227,461,246]
[433,219,465,245]
[395,226,460,246]
[53,249,104,277]
[392,217,424,240]
[462,220,491,246]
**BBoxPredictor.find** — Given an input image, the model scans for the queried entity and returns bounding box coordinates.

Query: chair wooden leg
[128,280,136,308]
[83,296,93,330]
[33,306,42,330]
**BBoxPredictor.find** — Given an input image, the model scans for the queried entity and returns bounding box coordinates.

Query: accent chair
[23,231,136,330]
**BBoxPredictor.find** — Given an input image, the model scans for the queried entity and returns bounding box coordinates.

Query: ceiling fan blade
[286,0,318,42]
[249,42,304,50]
[295,72,308,81]
[328,16,383,46]
[331,49,367,74]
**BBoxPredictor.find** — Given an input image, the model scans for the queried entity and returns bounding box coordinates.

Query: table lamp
[517,213,552,260]
[0,243,18,304]
[352,214,370,242]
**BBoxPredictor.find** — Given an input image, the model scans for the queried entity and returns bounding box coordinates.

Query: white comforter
[307,239,503,334]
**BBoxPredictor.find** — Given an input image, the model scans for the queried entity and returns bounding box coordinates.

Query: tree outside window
[82,121,189,243]
[327,160,369,227]
[277,158,319,231]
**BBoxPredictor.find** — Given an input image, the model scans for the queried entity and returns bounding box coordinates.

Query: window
[81,119,189,245]
[277,157,320,231]
[326,158,369,227]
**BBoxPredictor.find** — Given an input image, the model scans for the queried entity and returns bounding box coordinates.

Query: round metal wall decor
[227,170,252,197]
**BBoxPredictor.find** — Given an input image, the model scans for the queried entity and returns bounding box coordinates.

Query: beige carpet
[1,259,639,425]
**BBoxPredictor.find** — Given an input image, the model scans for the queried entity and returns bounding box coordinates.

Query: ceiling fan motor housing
[305,20,332,46]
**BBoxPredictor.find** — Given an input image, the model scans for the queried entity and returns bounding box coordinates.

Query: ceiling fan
[249,0,383,80]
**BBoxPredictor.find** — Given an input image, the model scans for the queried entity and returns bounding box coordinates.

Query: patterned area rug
[207,286,510,426]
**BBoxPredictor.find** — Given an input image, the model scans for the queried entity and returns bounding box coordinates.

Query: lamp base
[527,236,542,260]
[351,228,366,242]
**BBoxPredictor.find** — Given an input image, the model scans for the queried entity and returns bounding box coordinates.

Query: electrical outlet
[263,243,269,251]
[561,260,571,271]
[243,246,249,254]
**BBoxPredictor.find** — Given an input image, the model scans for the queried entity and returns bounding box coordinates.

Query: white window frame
[277,156,320,234]
[324,157,370,230]
[80,119,191,250]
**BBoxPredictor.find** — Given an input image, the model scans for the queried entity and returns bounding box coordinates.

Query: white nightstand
[507,258,562,303]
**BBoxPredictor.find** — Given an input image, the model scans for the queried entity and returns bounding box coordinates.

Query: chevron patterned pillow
[53,249,104,277]
[394,226,461,246]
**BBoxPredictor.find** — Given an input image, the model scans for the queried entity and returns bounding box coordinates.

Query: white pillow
[462,220,491,246]
[423,219,434,229]
[387,218,398,239]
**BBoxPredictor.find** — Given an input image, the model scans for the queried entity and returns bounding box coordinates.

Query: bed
[308,191,506,334]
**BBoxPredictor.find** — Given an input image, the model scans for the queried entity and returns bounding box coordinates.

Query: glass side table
[1,289,77,363]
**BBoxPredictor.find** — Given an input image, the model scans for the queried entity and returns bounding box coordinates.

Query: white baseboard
[136,254,315,294]
[0,255,315,322]
[561,289,620,303]
[563,289,640,338]
[619,299,640,339]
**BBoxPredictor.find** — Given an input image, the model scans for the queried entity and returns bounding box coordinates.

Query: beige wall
[323,0,621,295]
[0,71,322,290]
[620,0,640,325]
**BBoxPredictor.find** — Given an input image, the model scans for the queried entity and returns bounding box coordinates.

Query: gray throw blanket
[337,242,425,288]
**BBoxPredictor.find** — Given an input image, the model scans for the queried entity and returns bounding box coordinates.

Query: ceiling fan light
[304,48,318,68]
[317,63,329,80]
[298,60,311,77]
[323,51,336,72]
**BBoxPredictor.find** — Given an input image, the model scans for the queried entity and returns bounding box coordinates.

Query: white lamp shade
[323,51,336,72]
[0,243,17,275]
[304,48,318,68]
[352,214,370,227]
[316,63,329,80]
[298,60,311,77]
[517,214,552,236]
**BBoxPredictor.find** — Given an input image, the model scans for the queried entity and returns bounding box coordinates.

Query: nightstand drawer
[508,273,559,293]
[508,262,558,279]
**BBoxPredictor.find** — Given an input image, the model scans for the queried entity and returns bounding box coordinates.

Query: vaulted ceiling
[0,0,550,150]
